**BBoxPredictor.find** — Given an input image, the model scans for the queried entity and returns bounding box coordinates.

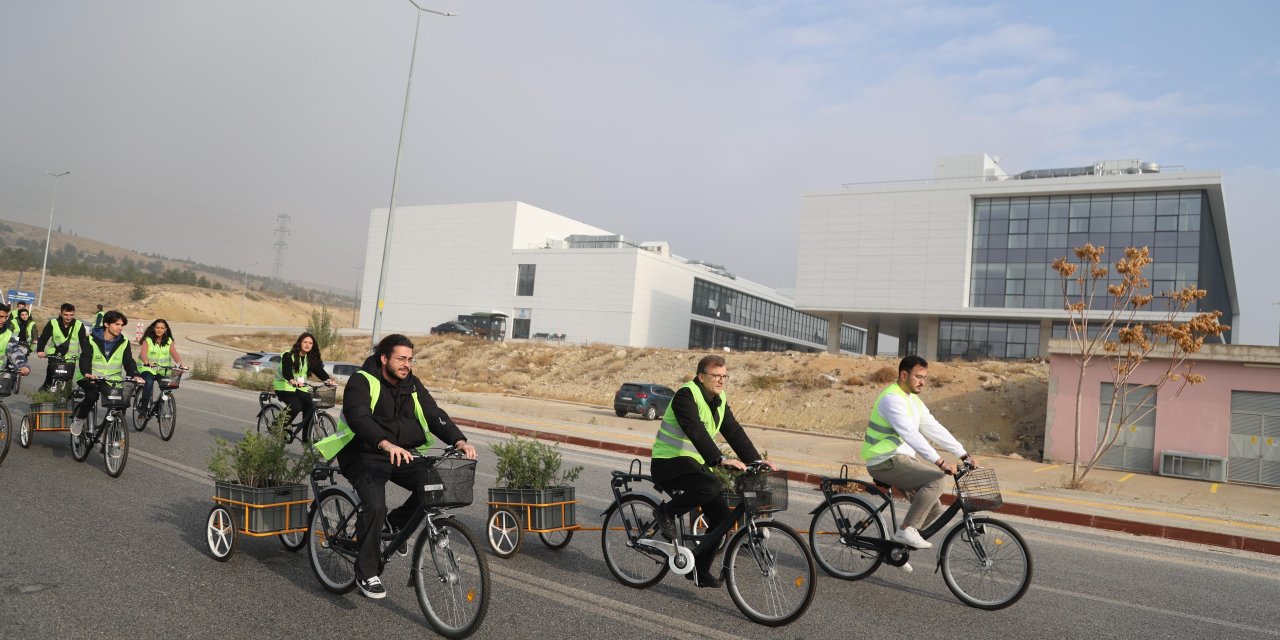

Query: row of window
[975,192,1202,221]
[938,319,1042,361]
[691,278,863,351]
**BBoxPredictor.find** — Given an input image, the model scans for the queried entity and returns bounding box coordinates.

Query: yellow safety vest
[273,352,306,392]
[50,319,84,359]
[859,383,920,461]
[314,370,433,461]
[139,337,172,375]
[652,380,725,465]
[87,337,129,382]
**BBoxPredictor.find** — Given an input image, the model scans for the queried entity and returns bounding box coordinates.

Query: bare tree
[1052,245,1228,487]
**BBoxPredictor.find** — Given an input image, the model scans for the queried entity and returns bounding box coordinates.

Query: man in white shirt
[861,355,973,554]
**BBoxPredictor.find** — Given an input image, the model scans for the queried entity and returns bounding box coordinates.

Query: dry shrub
[1008,363,1032,375]
[929,367,954,386]
[794,374,832,391]
[498,371,532,389]
[870,366,896,384]
[745,374,784,391]
[843,374,866,386]
[979,361,1004,373]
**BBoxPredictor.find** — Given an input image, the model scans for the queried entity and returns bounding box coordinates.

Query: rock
[980,431,1001,443]
[614,349,627,358]
[1007,452,1023,460]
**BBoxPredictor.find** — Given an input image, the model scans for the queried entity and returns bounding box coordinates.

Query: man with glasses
[650,354,776,588]
[313,333,477,600]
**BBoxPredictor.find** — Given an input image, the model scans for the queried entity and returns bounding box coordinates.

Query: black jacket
[77,326,140,378]
[279,351,330,383]
[669,379,761,466]
[339,354,465,459]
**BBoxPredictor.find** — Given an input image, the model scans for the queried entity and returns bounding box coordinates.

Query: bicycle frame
[260,385,332,442]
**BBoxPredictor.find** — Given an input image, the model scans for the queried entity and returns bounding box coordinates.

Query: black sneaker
[383,522,409,556]
[686,568,723,589]
[357,575,386,599]
[653,509,676,541]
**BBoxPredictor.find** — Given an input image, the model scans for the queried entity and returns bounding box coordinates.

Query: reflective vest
[860,383,920,461]
[87,336,129,382]
[139,337,173,375]
[314,370,433,461]
[17,319,35,346]
[273,352,306,392]
[652,380,725,464]
[50,319,84,360]
[0,324,13,351]
[94,311,105,329]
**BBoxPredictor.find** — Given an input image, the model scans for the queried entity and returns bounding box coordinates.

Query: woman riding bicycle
[273,332,336,441]
[651,354,776,588]
[136,319,185,416]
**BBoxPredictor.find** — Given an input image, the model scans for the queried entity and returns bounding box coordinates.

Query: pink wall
[1045,355,1280,470]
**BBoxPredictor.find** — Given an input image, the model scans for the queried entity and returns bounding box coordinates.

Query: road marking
[1118,473,1135,482]
[1032,582,1280,636]
[487,561,745,640]
[131,449,214,486]
[1004,490,1280,533]
[1032,464,1061,473]
[1210,483,1219,494]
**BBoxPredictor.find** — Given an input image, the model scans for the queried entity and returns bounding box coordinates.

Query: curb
[456,417,1280,558]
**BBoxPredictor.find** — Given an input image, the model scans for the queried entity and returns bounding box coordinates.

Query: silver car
[232,352,281,373]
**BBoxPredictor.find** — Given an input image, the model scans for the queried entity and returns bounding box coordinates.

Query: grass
[190,353,222,381]
[233,370,274,391]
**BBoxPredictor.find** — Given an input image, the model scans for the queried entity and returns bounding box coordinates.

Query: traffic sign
[7,289,35,305]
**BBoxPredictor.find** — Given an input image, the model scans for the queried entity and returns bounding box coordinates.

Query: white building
[796,154,1238,360]
[358,201,865,353]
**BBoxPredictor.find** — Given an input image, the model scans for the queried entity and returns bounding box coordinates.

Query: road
[1,381,1278,639]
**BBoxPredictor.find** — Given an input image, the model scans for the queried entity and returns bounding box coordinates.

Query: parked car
[324,361,360,384]
[430,321,477,336]
[232,351,281,373]
[613,382,677,420]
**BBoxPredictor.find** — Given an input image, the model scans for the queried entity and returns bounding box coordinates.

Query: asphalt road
[2,381,1278,639]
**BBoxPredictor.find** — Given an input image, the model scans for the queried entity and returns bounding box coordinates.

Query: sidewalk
[438,392,1280,556]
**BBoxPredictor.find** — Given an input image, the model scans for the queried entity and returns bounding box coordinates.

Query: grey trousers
[866,454,947,530]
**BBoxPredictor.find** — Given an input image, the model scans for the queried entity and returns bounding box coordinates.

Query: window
[516,264,536,296]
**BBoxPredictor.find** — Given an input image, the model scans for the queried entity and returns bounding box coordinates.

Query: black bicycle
[307,448,490,639]
[44,354,78,398]
[130,364,189,440]
[70,378,137,478]
[256,382,336,446]
[0,364,18,464]
[600,459,817,627]
[807,461,1032,610]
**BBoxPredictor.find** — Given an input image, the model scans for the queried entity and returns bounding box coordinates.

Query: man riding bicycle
[651,354,776,588]
[70,310,144,437]
[314,334,477,600]
[0,304,32,385]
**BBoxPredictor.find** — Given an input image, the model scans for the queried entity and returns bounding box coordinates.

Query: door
[1229,392,1280,486]
[1096,383,1156,472]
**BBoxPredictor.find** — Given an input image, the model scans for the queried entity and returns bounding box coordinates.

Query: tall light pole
[240,262,258,325]
[37,170,71,309]
[370,1,455,348]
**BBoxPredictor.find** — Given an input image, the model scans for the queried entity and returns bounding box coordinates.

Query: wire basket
[157,372,182,390]
[311,385,337,409]
[956,467,1003,512]
[102,380,137,410]
[734,470,788,514]
[418,457,477,508]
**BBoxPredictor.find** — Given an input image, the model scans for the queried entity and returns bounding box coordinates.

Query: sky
[1,1,1278,345]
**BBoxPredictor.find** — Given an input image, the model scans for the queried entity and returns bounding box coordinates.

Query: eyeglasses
[390,356,416,365]
[701,372,729,382]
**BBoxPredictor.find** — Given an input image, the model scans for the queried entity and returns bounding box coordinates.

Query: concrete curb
[455,416,1280,558]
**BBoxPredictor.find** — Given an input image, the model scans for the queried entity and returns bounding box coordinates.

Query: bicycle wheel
[539,529,573,550]
[809,495,885,580]
[18,415,32,448]
[129,396,146,432]
[0,403,10,464]
[70,421,91,462]
[308,488,359,594]
[310,412,336,443]
[939,517,1033,610]
[485,508,523,558]
[414,517,491,639]
[206,506,237,561]
[600,494,669,589]
[257,405,281,434]
[103,416,129,478]
[724,521,817,627]
[279,501,311,551]
[157,396,177,441]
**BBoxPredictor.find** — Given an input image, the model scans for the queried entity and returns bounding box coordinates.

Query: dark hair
[103,310,127,326]
[0,303,10,314]
[16,302,27,308]
[898,355,929,374]
[17,308,28,319]
[290,332,323,368]
[60,303,75,313]
[143,318,174,346]
[376,333,415,358]
[697,354,726,374]
[97,304,104,311]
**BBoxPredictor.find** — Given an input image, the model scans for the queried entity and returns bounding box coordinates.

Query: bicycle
[807,460,1032,610]
[0,364,19,464]
[307,448,490,639]
[130,364,189,440]
[44,353,78,398]
[69,378,138,478]
[256,382,336,446]
[600,459,817,627]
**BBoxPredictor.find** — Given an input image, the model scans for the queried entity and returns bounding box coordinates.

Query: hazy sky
[2,1,1277,344]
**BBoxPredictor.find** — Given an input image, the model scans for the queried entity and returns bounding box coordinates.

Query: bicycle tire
[600,494,669,589]
[257,405,282,435]
[308,488,359,594]
[940,516,1032,610]
[809,495,886,580]
[310,412,336,444]
[280,503,311,551]
[485,508,523,559]
[70,418,91,463]
[0,403,10,464]
[724,520,817,627]
[158,395,177,441]
[103,415,128,477]
[129,395,146,432]
[414,517,491,639]
[18,414,32,449]
[539,529,573,550]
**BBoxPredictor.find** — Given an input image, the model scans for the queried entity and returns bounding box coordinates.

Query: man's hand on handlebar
[324,379,338,387]
[18,366,29,376]
[718,457,747,471]
[380,440,414,467]
[454,440,477,460]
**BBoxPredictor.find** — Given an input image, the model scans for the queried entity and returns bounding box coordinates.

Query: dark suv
[613,383,676,420]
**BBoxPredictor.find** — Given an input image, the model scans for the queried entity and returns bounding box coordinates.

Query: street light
[240,262,258,325]
[37,170,71,309]
[370,1,455,348]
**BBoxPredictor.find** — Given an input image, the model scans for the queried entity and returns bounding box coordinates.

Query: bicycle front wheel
[725,520,816,627]
[129,396,146,432]
[310,412,336,443]
[158,396,177,441]
[809,496,885,580]
[0,403,10,464]
[414,517,491,639]
[308,488,359,594]
[257,405,281,434]
[940,516,1033,610]
[103,416,129,478]
[600,494,669,589]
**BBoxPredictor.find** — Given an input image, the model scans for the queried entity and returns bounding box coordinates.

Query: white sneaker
[897,561,914,574]
[892,526,932,549]
[70,418,85,437]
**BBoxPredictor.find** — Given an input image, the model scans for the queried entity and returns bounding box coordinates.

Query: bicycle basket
[734,470,788,514]
[957,467,1003,512]
[51,361,74,381]
[311,385,336,409]
[102,380,137,410]
[417,457,476,508]
[157,372,181,390]
[0,371,16,397]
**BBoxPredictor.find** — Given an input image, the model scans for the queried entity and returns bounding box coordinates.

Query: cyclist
[35,303,87,392]
[93,304,105,330]
[136,319,185,418]
[861,355,974,561]
[0,304,33,387]
[272,332,336,441]
[70,310,144,437]
[651,354,776,588]
[314,333,477,600]
[13,307,37,350]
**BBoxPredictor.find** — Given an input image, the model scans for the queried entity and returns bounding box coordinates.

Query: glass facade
[970,191,1207,311]
[939,319,1041,361]
[516,264,536,296]
[689,278,864,353]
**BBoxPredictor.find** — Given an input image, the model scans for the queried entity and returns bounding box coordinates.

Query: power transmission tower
[271,214,291,289]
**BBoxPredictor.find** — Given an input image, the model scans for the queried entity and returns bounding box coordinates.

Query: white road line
[131,448,213,486]
[1031,583,1280,636]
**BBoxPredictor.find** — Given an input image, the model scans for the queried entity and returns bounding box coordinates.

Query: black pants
[74,379,107,420]
[275,390,314,434]
[138,372,157,405]
[40,361,60,392]
[652,456,730,573]
[338,451,436,581]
